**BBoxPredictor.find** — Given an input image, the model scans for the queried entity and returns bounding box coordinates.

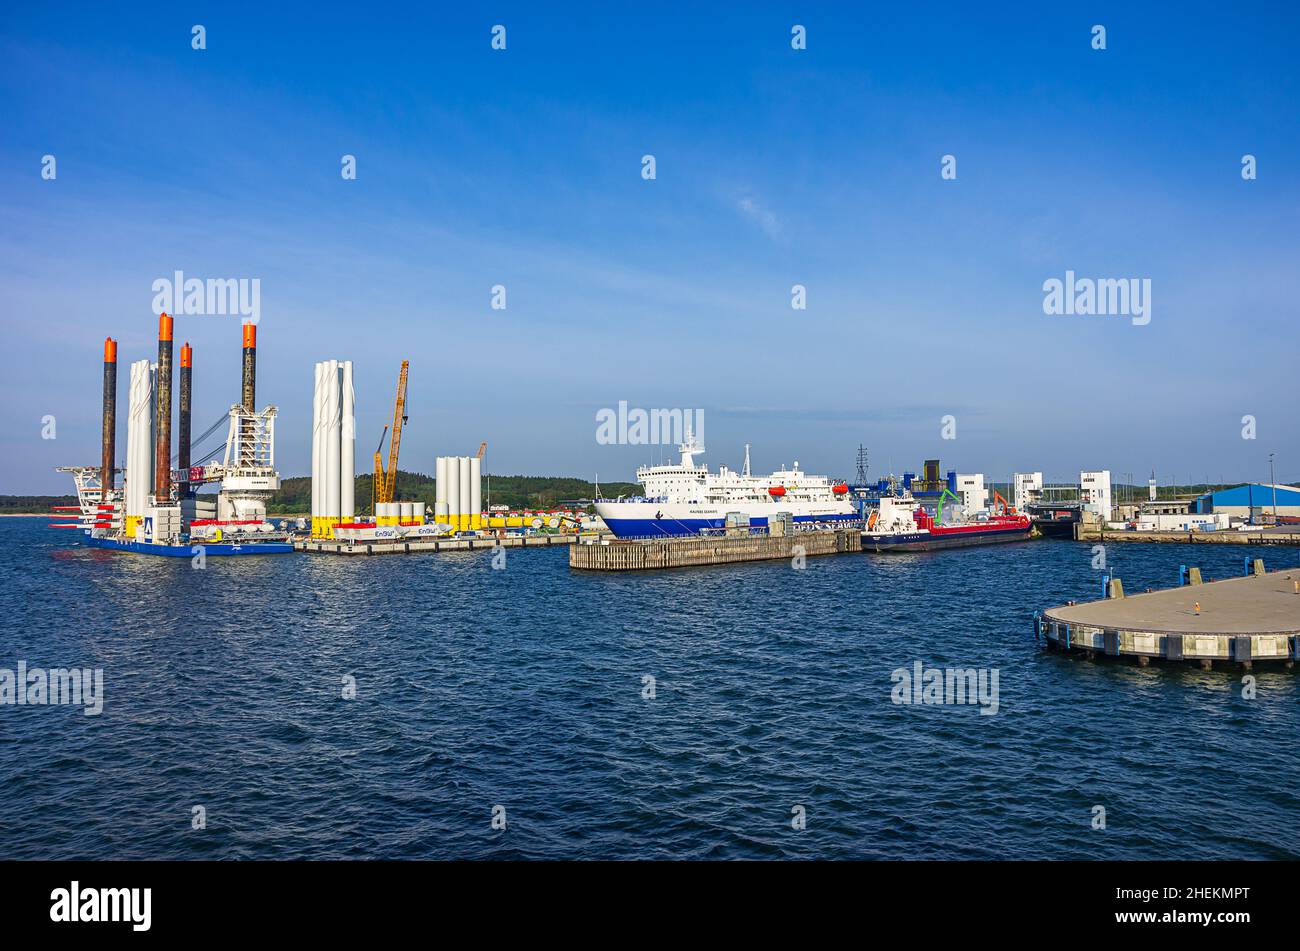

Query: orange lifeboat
[832,483,849,494]
[768,485,786,498]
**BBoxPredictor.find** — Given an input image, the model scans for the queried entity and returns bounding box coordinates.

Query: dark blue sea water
[2,517,1298,860]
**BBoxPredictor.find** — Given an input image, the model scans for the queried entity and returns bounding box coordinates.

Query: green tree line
[265,470,639,514]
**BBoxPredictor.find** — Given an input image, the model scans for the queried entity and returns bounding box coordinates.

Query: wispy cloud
[736,195,782,239]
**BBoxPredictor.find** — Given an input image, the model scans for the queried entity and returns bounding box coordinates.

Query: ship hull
[84,535,293,556]
[862,523,1032,552]
[595,500,857,538]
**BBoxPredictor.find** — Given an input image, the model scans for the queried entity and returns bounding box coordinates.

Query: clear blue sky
[3,2,1297,493]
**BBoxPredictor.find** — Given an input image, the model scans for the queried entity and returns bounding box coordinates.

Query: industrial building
[955,473,987,513]
[1080,471,1111,517]
[1014,472,1042,514]
[903,459,955,498]
[1191,484,1300,521]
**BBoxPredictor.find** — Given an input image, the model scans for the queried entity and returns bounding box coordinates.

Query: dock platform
[1075,525,1300,546]
[1039,569,1300,667]
[296,533,591,555]
[569,527,861,571]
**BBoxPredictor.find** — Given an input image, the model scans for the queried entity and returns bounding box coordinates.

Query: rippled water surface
[2,518,1298,859]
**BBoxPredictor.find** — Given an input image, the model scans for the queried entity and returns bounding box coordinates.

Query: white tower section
[458,456,471,531]
[325,359,340,523]
[125,359,154,526]
[446,455,461,529]
[470,455,482,530]
[1080,470,1112,519]
[435,456,448,518]
[311,361,323,527]
[309,360,352,535]
[340,361,355,522]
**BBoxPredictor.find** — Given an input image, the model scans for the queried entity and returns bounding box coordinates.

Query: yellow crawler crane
[371,361,409,513]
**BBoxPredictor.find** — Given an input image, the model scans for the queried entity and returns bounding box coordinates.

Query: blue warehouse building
[1192,483,1300,520]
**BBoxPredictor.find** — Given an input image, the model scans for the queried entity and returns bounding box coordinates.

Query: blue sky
[3,2,1297,493]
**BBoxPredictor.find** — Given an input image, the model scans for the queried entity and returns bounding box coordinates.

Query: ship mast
[678,418,704,468]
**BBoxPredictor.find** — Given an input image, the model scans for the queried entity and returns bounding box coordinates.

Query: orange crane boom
[381,361,409,504]
[371,425,388,514]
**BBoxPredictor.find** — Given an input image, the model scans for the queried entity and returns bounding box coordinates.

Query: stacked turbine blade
[310,360,354,537]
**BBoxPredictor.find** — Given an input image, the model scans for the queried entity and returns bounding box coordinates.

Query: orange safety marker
[1194,602,1201,615]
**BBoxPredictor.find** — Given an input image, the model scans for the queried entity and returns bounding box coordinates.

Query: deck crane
[371,361,409,511]
[935,487,962,524]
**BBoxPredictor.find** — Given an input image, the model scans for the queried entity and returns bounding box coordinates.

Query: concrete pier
[1039,569,1300,666]
[296,533,592,555]
[569,528,860,571]
[1076,525,1300,546]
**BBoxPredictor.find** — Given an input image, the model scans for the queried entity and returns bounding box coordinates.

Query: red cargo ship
[863,492,1033,552]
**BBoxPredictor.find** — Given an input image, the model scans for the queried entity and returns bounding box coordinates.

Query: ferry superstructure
[594,429,857,537]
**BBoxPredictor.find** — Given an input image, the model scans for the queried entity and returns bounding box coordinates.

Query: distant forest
[0,495,77,512]
[265,471,640,514]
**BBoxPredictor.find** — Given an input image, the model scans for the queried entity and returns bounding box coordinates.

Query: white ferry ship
[594,427,857,538]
